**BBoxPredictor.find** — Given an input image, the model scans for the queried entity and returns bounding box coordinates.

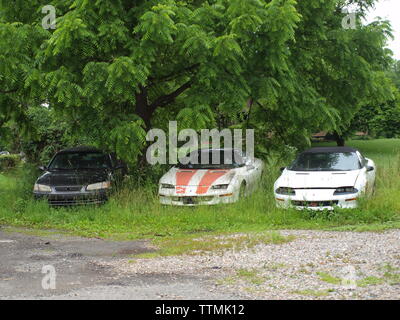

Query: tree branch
[150,80,193,110]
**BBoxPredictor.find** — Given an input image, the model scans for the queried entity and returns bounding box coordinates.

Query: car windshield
[288,152,361,171]
[48,152,111,170]
[177,150,245,169]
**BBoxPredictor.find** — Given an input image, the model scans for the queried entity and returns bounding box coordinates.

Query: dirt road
[0,227,239,300]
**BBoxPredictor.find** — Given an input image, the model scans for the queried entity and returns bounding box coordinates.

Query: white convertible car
[159,149,263,206]
[274,147,376,210]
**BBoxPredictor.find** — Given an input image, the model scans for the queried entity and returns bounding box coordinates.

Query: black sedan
[33,146,125,206]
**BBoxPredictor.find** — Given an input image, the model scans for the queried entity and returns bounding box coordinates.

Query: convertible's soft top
[302,146,359,154]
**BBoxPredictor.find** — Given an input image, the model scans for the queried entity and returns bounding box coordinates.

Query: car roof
[301,147,359,154]
[58,146,104,154]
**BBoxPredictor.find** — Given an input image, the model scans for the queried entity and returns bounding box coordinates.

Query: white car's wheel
[371,182,376,196]
[239,181,247,199]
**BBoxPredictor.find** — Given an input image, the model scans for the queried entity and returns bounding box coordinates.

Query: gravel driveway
[1,227,399,300]
[104,230,400,300]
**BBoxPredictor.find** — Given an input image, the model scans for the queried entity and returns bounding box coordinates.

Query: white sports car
[159,149,263,206]
[274,147,376,210]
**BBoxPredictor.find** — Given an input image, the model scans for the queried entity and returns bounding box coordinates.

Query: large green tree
[0,0,395,162]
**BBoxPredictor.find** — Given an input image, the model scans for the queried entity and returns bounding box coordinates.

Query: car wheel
[239,181,247,199]
[371,182,376,196]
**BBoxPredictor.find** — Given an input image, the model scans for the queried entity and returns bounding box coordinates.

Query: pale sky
[365,0,400,60]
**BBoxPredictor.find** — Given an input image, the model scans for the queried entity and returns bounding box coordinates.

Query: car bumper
[34,190,109,206]
[159,193,237,206]
[274,192,359,210]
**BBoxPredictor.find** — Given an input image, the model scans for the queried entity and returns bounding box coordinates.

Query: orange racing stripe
[176,170,197,194]
[196,170,229,195]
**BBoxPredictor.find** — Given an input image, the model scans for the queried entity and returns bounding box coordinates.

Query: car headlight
[333,187,358,195]
[275,187,296,195]
[211,184,229,190]
[161,184,175,189]
[86,181,111,191]
[33,184,52,192]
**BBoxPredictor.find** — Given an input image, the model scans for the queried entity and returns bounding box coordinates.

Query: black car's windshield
[177,150,245,169]
[48,152,111,170]
[288,152,361,171]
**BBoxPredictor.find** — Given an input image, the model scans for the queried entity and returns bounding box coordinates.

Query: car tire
[371,182,376,196]
[239,181,247,199]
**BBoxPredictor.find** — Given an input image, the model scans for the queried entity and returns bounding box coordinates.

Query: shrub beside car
[0,154,21,171]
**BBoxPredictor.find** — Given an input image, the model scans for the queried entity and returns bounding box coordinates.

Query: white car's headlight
[33,184,52,192]
[333,187,358,195]
[86,181,111,191]
[161,184,175,189]
[211,184,229,190]
[275,187,296,195]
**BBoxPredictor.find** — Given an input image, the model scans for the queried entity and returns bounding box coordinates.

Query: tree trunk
[133,80,194,168]
[133,86,154,170]
[333,131,345,146]
[135,86,153,131]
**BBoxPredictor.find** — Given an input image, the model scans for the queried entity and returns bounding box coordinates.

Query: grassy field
[0,139,399,246]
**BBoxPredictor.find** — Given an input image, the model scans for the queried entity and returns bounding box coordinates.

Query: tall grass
[0,139,399,239]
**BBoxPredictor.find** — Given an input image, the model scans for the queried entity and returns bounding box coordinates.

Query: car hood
[36,170,110,186]
[277,170,361,189]
[160,167,237,186]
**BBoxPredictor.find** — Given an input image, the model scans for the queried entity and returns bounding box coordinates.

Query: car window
[288,152,361,171]
[177,150,244,169]
[356,151,368,167]
[48,152,111,170]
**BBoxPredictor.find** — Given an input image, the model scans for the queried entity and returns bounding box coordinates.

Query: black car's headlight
[275,187,296,195]
[86,181,111,191]
[33,184,52,192]
[161,184,175,189]
[333,187,358,195]
[211,184,229,190]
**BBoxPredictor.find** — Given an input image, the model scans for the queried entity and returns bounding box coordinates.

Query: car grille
[292,200,339,207]
[172,196,214,204]
[54,186,82,192]
[47,197,106,206]
[43,193,107,206]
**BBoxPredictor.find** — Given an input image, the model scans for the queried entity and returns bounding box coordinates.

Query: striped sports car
[159,149,263,206]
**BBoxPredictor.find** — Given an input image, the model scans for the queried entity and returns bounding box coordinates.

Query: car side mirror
[38,166,47,171]
[367,166,374,172]
[280,167,286,172]
[247,165,255,171]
